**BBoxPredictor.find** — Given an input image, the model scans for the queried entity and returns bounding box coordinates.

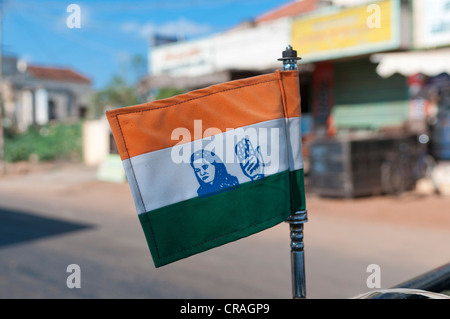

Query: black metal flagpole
[278,45,308,299]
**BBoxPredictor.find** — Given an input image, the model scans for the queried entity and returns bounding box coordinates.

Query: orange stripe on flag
[107,70,300,160]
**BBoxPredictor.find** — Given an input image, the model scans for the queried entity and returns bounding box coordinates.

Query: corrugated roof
[27,65,91,84]
[256,0,320,23]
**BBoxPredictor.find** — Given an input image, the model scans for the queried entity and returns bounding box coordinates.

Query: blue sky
[3,0,290,89]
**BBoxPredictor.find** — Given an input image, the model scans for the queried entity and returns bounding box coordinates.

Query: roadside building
[141,0,323,165]
[1,56,92,132]
[291,0,412,136]
[143,0,450,164]
[371,0,450,159]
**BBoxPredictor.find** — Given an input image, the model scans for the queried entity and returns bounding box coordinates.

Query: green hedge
[4,122,82,163]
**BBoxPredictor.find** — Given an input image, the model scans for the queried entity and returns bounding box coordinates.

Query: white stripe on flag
[122,117,302,214]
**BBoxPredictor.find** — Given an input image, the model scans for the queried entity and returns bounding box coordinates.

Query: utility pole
[0,0,5,175]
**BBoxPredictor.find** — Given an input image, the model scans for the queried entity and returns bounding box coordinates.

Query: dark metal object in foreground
[278,45,302,71]
[279,45,308,299]
[372,263,450,299]
[287,210,308,299]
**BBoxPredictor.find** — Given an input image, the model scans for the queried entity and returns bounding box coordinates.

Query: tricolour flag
[106,70,305,267]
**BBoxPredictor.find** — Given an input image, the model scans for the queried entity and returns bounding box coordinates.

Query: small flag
[106,70,306,267]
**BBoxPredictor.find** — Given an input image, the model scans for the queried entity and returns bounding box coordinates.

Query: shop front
[370,0,450,159]
[290,0,419,195]
[291,0,406,138]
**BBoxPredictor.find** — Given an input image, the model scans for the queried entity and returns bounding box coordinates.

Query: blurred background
[0,0,449,299]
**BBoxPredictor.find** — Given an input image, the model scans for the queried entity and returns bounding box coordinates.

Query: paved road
[0,163,448,299]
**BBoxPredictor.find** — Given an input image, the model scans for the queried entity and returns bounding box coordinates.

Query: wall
[150,18,292,78]
[332,58,409,130]
[82,117,110,166]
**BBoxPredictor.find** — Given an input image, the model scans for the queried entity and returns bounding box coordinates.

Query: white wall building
[146,17,293,91]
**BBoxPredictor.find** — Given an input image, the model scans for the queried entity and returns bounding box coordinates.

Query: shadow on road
[0,207,94,248]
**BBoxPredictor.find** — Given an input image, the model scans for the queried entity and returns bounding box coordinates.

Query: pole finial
[278,45,301,70]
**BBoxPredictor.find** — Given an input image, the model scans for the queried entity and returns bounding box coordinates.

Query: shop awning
[371,48,450,78]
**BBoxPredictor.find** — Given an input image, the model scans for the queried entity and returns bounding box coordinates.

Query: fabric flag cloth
[106,70,306,267]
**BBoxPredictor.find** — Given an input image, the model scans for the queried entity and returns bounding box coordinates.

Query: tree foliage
[90,54,186,117]
[91,54,146,117]
[92,75,141,110]
[155,87,186,100]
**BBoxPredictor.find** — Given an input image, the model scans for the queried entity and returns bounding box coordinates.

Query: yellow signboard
[292,0,400,62]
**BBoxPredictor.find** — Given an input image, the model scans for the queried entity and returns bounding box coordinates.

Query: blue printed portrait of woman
[190,150,239,197]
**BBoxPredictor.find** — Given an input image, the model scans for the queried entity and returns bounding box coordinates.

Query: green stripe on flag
[290,169,306,212]
[138,169,305,267]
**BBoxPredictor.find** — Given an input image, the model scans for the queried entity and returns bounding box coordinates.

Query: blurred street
[0,162,448,299]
